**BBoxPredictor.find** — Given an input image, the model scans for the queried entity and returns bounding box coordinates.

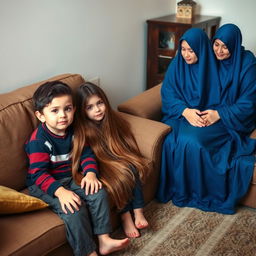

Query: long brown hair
[72,82,147,210]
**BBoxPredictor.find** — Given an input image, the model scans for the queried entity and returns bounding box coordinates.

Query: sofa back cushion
[0,74,85,191]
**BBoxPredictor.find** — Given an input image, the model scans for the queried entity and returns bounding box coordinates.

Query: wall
[192,0,256,54]
[0,1,255,107]
[0,0,173,107]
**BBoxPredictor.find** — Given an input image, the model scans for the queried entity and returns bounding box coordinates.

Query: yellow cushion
[0,185,48,214]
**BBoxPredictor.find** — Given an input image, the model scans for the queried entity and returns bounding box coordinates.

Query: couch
[0,74,171,256]
[117,84,256,208]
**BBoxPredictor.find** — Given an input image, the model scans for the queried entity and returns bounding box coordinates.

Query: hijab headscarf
[213,23,256,133]
[213,24,256,95]
[161,28,221,122]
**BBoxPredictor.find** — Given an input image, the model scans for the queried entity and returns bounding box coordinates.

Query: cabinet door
[157,29,176,75]
[147,23,191,89]
[147,24,176,88]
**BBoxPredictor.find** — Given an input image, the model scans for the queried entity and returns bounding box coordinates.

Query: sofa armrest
[118,84,162,121]
[118,112,171,162]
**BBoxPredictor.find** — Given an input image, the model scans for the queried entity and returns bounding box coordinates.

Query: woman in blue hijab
[212,24,256,135]
[156,27,256,214]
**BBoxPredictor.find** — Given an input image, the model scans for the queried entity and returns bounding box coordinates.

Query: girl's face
[213,39,231,60]
[85,95,106,122]
[181,40,198,64]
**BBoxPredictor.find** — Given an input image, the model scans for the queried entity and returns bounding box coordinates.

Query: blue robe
[156,26,256,214]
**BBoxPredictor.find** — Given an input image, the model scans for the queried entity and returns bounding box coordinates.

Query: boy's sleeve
[80,144,99,176]
[25,139,62,197]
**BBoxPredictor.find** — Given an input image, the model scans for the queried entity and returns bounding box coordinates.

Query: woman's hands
[182,108,206,127]
[81,172,102,196]
[182,108,220,127]
[200,109,220,126]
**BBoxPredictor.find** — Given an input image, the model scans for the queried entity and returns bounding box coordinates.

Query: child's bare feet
[121,211,140,238]
[134,208,149,230]
[98,234,129,255]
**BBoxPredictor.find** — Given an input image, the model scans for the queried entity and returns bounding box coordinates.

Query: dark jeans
[121,168,145,213]
[28,177,112,256]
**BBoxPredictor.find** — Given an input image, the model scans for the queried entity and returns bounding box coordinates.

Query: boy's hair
[33,81,73,112]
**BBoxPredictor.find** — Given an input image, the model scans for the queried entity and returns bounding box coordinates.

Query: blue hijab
[161,28,221,122]
[213,24,256,133]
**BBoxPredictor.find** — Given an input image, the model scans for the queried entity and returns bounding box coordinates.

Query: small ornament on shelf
[176,0,197,19]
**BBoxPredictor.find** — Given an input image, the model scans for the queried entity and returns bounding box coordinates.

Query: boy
[25,81,129,256]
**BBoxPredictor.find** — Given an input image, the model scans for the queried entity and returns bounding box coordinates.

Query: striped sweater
[25,123,98,196]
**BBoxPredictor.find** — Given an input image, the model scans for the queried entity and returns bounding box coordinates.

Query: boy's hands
[81,172,102,195]
[54,173,103,214]
[55,186,81,214]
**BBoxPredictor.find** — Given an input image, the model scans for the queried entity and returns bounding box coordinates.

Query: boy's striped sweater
[25,123,98,196]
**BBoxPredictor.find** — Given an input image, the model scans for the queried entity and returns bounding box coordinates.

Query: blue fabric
[156,27,256,214]
[161,28,221,123]
[213,23,256,134]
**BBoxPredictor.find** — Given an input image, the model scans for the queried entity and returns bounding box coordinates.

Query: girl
[72,82,149,238]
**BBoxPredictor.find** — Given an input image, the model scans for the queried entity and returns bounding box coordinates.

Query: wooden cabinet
[146,14,221,89]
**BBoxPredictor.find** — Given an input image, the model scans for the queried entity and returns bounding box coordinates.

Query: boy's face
[35,95,75,136]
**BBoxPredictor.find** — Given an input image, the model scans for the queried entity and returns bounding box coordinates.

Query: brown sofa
[0,74,171,256]
[118,84,256,208]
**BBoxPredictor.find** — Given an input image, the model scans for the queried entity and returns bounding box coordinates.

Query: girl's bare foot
[98,234,129,255]
[134,208,149,229]
[121,211,140,238]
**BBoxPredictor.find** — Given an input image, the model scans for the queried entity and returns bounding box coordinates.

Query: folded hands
[182,108,220,127]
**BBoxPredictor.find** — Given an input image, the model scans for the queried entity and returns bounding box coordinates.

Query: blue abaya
[156,27,256,214]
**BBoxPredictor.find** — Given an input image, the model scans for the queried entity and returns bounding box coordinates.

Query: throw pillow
[0,185,48,214]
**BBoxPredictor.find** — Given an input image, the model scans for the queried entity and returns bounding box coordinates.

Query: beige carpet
[112,200,256,256]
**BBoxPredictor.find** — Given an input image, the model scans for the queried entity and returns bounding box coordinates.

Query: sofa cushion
[0,185,48,214]
[0,208,67,256]
[0,73,85,191]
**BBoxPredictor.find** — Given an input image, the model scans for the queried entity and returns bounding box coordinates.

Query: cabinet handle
[158,55,173,59]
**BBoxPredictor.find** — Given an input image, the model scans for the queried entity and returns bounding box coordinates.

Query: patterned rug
[111,200,256,256]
